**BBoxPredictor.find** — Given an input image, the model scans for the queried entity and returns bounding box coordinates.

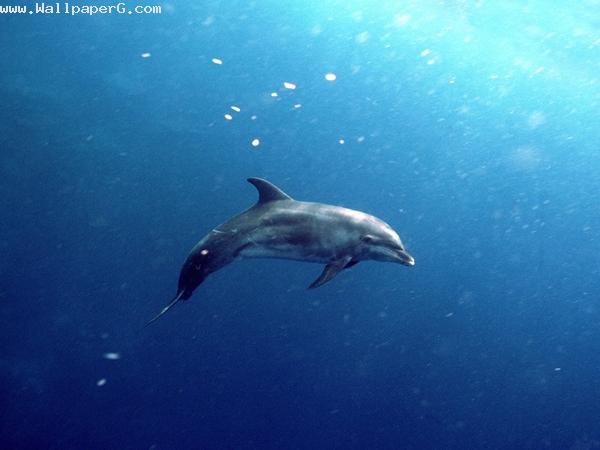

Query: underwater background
[2,0,600,448]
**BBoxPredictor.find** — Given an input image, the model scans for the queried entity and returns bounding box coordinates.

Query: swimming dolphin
[147,178,414,325]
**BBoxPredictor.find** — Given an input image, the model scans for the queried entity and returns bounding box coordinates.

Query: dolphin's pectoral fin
[308,256,353,289]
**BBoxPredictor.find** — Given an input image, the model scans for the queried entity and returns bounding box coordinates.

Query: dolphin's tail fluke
[145,290,185,327]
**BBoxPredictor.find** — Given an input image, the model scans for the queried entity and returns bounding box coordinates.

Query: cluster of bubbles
[211,56,338,149]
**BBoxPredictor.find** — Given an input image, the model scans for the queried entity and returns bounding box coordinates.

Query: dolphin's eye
[362,234,376,243]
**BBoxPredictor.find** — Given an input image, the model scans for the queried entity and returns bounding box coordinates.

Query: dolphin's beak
[395,249,415,266]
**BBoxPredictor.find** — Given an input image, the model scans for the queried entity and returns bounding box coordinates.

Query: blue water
[2,1,600,448]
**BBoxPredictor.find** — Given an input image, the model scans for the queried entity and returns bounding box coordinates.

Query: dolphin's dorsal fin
[247,178,293,204]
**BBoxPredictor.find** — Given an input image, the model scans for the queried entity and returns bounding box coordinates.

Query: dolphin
[146,178,414,325]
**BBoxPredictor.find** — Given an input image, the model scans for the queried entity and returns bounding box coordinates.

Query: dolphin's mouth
[396,249,415,266]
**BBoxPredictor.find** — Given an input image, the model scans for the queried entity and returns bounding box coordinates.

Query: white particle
[357,136,365,142]
[270,92,278,97]
[420,49,431,57]
[554,367,562,371]
[355,31,369,44]
[103,352,121,360]
[325,72,337,81]
[141,52,151,58]
[394,14,410,26]
[427,59,435,65]
[294,104,302,109]
[528,111,546,129]
[224,114,233,120]
[338,139,345,144]
[200,249,209,255]
[445,312,454,317]
[251,138,260,147]
[230,105,241,112]
[97,378,107,386]
[283,82,296,90]
[211,58,223,65]
[251,115,257,120]
[531,66,545,76]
